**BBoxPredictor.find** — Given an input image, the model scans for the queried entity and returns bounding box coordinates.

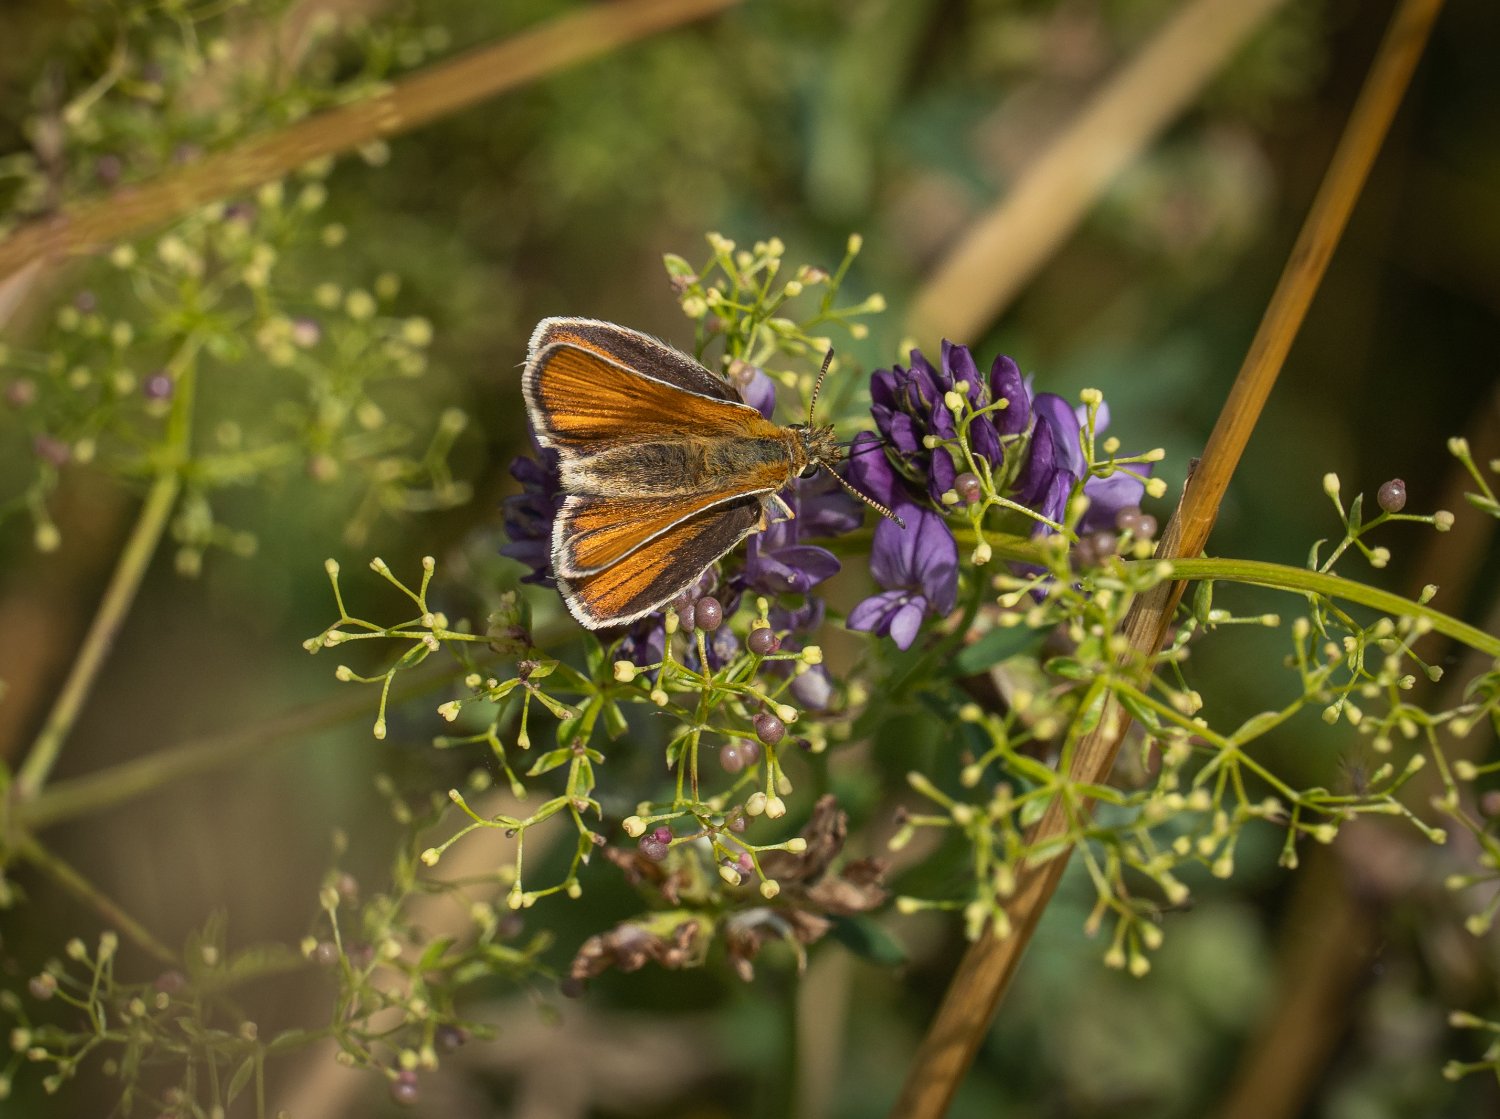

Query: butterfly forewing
[531,318,740,403]
[556,497,764,627]
[524,342,767,453]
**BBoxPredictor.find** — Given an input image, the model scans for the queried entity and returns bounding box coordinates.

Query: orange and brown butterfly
[521,317,902,629]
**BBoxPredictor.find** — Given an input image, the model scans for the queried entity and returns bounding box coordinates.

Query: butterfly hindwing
[553,490,772,578]
[556,496,764,627]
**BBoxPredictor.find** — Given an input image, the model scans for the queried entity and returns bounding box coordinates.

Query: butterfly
[520,317,901,629]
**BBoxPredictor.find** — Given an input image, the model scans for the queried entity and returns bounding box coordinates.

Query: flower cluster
[846,341,1151,648]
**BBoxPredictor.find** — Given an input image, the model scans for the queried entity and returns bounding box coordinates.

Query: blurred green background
[0,0,1497,1116]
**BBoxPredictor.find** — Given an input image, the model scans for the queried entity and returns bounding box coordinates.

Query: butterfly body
[521,317,851,629]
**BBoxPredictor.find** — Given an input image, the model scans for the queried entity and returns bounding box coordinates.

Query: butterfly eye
[799,463,820,479]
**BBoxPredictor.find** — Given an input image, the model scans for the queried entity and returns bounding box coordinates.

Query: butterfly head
[792,422,843,476]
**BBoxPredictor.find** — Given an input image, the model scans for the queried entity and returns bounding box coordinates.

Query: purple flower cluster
[846,342,1149,649]
[844,433,957,649]
[498,444,562,587]
[870,341,1030,506]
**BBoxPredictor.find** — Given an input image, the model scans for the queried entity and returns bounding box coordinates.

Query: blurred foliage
[0,0,1498,1116]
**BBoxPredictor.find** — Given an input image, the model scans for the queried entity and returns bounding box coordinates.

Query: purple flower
[870,342,1150,539]
[844,434,958,651]
[612,614,667,667]
[738,470,860,599]
[1018,394,1150,535]
[499,443,562,586]
[869,342,1029,505]
[731,362,779,420]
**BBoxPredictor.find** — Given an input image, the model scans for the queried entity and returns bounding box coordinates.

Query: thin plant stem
[12,329,202,799]
[20,613,580,830]
[0,0,740,283]
[13,471,181,802]
[20,653,469,831]
[14,834,177,964]
[891,1,1448,1115]
[970,529,1500,658]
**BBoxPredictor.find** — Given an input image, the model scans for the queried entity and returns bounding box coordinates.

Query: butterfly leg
[764,492,797,529]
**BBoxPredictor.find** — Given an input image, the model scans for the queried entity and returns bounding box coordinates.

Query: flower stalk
[892,0,1450,1114]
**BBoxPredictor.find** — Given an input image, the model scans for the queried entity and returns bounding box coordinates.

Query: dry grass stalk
[0,0,739,285]
[891,1,1449,1115]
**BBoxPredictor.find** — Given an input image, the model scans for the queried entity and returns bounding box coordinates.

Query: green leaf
[526,747,572,777]
[1116,691,1162,731]
[1231,710,1286,745]
[418,936,456,972]
[535,689,578,722]
[1044,656,1087,680]
[663,253,696,279]
[603,700,628,740]
[1192,580,1214,622]
[266,1029,315,1053]
[226,1055,256,1105]
[949,625,1038,676]
[665,731,690,769]
[829,914,907,966]
[525,658,558,680]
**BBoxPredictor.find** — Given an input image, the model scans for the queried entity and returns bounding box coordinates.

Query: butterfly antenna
[808,346,835,424]
[840,435,895,456]
[829,468,905,530]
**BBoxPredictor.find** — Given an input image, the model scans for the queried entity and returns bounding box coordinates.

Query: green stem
[21,654,469,831]
[1156,556,1500,657]
[966,532,1500,659]
[14,332,201,802]
[14,835,177,964]
[13,470,182,802]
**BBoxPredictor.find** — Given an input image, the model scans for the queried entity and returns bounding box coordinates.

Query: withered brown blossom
[570,916,709,980]
[570,796,888,985]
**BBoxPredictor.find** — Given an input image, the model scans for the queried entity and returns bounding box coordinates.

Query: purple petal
[887,599,927,650]
[989,355,1029,437]
[790,664,834,710]
[1080,464,1150,532]
[1034,393,1084,477]
[927,446,958,505]
[771,597,825,634]
[968,415,1002,469]
[1015,416,1056,506]
[1031,469,1078,535]
[868,515,912,588]
[797,472,864,536]
[906,510,959,614]
[941,341,980,393]
[929,401,958,441]
[884,411,922,456]
[768,545,842,589]
[847,589,904,634]
[909,349,945,396]
[847,432,900,509]
[741,368,778,419]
